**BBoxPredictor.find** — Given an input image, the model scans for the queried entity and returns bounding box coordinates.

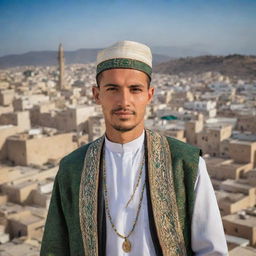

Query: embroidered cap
[96,40,152,78]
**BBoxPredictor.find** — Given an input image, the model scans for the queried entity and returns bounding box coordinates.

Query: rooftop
[215,190,245,203]
[231,133,256,142]
[10,211,44,225]
[223,213,256,227]
[229,246,256,256]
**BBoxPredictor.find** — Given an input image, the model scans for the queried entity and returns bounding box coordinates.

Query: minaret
[58,43,65,90]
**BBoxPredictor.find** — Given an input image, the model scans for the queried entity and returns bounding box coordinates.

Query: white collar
[104,131,145,153]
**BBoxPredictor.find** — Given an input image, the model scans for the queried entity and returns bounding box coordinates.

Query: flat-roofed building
[225,234,249,251]
[0,164,58,185]
[221,179,256,197]
[185,119,203,145]
[216,190,255,216]
[6,132,77,166]
[229,246,256,255]
[246,170,256,186]
[223,213,256,247]
[1,181,37,204]
[236,114,256,133]
[0,111,31,160]
[197,125,232,157]
[0,89,15,106]
[0,240,40,255]
[0,105,13,115]
[205,157,253,180]
[56,105,95,132]
[159,128,186,142]
[217,180,256,215]
[0,111,31,131]
[229,139,256,167]
[9,211,44,239]
[0,202,26,219]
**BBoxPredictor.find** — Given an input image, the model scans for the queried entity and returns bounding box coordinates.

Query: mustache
[111,107,136,115]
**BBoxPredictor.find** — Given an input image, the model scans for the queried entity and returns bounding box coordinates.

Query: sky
[0,0,256,57]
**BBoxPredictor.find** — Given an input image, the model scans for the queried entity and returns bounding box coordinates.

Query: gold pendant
[122,238,132,253]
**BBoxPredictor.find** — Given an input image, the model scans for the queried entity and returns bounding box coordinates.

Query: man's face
[92,68,154,133]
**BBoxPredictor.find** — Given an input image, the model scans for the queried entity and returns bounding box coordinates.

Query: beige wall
[0,194,7,205]
[207,160,253,180]
[229,141,256,166]
[0,90,14,106]
[219,189,256,216]
[26,133,77,165]
[7,133,77,166]
[0,126,22,160]
[0,111,30,131]
[1,182,37,204]
[223,219,256,246]
[247,171,256,186]
[30,105,95,133]
[57,106,95,132]
[158,129,186,142]
[237,115,256,133]
[197,126,234,157]
[6,137,27,165]
[32,190,51,208]
[16,112,31,130]
[220,139,230,158]
[0,105,13,115]
[9,213,44,239]
[185,120,203,145]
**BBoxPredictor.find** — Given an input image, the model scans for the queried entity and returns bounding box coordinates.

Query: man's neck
[105,126,145,144]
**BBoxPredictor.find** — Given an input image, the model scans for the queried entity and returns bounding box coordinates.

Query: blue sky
[0,0,256,57]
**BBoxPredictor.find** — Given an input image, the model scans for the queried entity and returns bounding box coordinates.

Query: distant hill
[0,49,170,69]
[154,55,256,79]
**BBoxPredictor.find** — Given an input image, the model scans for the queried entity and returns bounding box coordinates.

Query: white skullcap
[96,40,152,78]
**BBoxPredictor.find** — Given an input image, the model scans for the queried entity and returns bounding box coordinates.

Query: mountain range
[0,49,170,69]
[0,49,255,80]
[154,54,256,80]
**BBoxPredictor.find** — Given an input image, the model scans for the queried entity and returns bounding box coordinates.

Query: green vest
[40,129,201,256]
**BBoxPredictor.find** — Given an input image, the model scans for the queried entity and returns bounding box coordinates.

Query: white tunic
[104,131,228,256]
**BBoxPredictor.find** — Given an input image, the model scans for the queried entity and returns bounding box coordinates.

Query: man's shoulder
[162,134,201,179]
[167,136,200,152]
[58,135,104,173]
[146,129,202,159]
[60,142,92,167]
[163,134,202,159]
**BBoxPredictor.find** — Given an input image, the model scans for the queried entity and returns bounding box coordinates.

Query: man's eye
[131,88,142,92]
[107,87,117,91]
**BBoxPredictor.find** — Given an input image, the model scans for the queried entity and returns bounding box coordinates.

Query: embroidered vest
[41,129,200,256]
[80,130,200,256]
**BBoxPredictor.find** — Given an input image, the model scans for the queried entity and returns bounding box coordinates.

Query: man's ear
[147,86,154,104]
[92,86,101,104]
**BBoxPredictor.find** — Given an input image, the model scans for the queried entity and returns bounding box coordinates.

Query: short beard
[112,124,137,133]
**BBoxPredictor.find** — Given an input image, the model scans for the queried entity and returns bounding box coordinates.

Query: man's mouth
[112,108,136,116]
[114,111,134,115]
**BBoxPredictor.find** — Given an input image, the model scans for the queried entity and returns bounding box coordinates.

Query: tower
[58,43,65,90]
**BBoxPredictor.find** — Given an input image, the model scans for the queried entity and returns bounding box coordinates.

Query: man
[40,41,228,256]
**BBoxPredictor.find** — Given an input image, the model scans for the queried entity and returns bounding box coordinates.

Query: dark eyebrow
[102,83,146,88]
[102,83,120,88]
[129,84,145,88]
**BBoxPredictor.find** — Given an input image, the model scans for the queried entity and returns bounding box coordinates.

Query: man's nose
[117,89,131,106]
